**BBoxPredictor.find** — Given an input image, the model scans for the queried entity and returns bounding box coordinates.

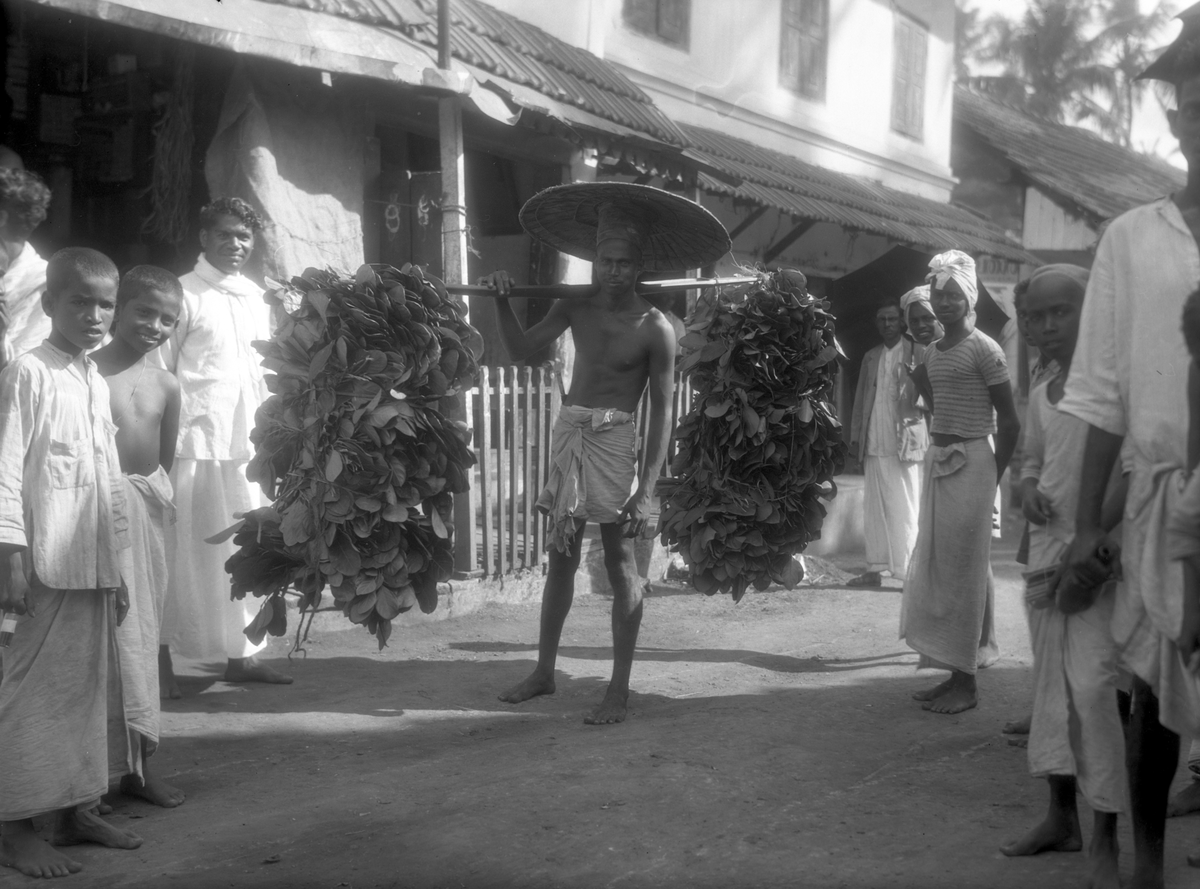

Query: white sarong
[163,458,265,660]
[1114,462,1200,737]
[0,588,126,819]
[900,438,999,674]
[116,467,175,767]
[863,454,921,579]
[536,405,638,553]
[1025,533,1127,813]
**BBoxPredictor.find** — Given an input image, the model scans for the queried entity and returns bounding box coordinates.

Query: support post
[438,0,479,577]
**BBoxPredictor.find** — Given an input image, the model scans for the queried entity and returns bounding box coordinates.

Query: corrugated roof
[260,0,686,146]
[954,84,1185,224]
[682,123,1037,264]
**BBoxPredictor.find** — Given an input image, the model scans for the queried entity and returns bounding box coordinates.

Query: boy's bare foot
[498,671,555,704]
[1,820,83,878]
[584,688,628,725]
[1003,714,1032,735]
[923,686,977,714]
[121,772,185,808]
[912,677,954,702]
[1000,812,1083,856]
[846,571,882,588]
[159,645,182,699]
[1168,780,1200,816]
[52,808,142,849]
[224,657,292,684]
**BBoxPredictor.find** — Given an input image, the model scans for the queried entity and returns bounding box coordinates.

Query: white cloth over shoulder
[116,467,175,764]
[1059,197,1200,737]
[536,405,638,553]
[157,256,270,461]
[1,242,50,363]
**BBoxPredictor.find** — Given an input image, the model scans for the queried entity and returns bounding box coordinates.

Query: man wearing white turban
[848,293,928,586]
[900,249,1020,715]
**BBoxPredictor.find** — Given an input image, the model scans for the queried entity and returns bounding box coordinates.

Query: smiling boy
[0,247,142,879]
[92,266,186,809]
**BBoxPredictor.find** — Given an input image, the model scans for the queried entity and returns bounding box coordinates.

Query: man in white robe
[1058,28,1200,881]
[0,166,52,370]
[156,197,291,685]
[848,301,927,586]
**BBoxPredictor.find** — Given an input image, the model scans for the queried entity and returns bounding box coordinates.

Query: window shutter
[659,0,690,47]
[891,14,926,139]
[624,0,658,38]
[780,0,827,100]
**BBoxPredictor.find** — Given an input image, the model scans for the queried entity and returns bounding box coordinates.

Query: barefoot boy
[0,247,142,878]
[1000,265,1128,889]
[93,265,186,810]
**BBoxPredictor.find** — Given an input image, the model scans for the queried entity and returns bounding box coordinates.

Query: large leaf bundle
[657,269,846,601]
[226,264,480,648]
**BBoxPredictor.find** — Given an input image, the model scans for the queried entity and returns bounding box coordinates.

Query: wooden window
[891,12,927,140]
[623,0,690,49]
[780,0,828,101]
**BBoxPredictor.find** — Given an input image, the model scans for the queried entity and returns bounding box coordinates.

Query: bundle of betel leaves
[657,268,846,601]
[225,264,481,649]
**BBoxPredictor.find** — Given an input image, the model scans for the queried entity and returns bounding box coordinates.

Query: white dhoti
[900,438,999,674]
[116,468,175,771]
[1115,463,1200,737]
[163,458,265,660]
[0,588,127,819]
[536,405,638,553]
[863,454,922,579]
[1025,533,1127,813]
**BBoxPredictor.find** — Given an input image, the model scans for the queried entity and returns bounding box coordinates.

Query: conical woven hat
[519,182,731,271]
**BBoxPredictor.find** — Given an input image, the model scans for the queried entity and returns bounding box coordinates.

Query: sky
[960,0,1185,167]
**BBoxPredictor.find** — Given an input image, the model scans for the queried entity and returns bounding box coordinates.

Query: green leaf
[325,450,344,482]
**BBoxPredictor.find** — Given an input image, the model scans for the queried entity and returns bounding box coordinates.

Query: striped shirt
[925,329,1009,439]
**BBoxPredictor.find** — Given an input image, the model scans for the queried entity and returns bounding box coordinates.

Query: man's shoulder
[1105,198,1172,239]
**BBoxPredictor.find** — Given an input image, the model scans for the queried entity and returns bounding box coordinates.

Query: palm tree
[1082,0,1176,147]
[980,0,1114,122]
[954,1,986,82]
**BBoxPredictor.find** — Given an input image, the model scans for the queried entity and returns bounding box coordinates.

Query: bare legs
[119,735,186,808]
[499,521,644,724]
[1127,678,1179,889]
[158,644,181,699]
[0,820,81,879]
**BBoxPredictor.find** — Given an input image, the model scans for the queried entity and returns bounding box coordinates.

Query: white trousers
[863,454,922,578]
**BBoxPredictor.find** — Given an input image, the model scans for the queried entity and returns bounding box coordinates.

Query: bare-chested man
[482,183,729,724]
[92,266,186,809]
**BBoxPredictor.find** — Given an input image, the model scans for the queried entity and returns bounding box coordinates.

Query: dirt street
[3,543,1197,889]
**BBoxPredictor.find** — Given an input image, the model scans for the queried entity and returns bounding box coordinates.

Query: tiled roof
[682,124,1037,264]
[954,84,1185,224]
[260,0,686,146]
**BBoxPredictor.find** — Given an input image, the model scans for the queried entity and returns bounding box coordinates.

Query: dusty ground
[3,541,1198,889]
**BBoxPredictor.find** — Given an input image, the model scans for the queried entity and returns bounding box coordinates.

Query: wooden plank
[496,366,508,577]
[508,365,519,573]
[460,383,478,573]
[762,219,817,265]
[478,367,493,577]
[522,365,534,570]
[533,365,547,564]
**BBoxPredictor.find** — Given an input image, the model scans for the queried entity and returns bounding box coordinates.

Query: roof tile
[954,84,1185,223]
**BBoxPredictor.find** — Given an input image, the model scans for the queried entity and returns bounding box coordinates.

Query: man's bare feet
[498,670,555,704]
[912,677,954,702]
[52,808,142,850]
[1087,840,1120,889]
[923,686,977,714]
[1187,848,1200,868]
[1125,864,1166,889]
[584,687,628,725]
[1003,714,1032,735]
[224,656,293,684]
[1000,811,1083,856]
[1168,780,1200,817]
[121,771,185,808]
[1,820,83,878]
[846,571,882,588]
[159,646,182,699]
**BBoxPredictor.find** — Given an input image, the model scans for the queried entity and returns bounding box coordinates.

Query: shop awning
[682,123,1039,265]
[29,0,438,86]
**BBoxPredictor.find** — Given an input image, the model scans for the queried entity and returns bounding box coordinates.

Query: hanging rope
[141,44,195,246]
